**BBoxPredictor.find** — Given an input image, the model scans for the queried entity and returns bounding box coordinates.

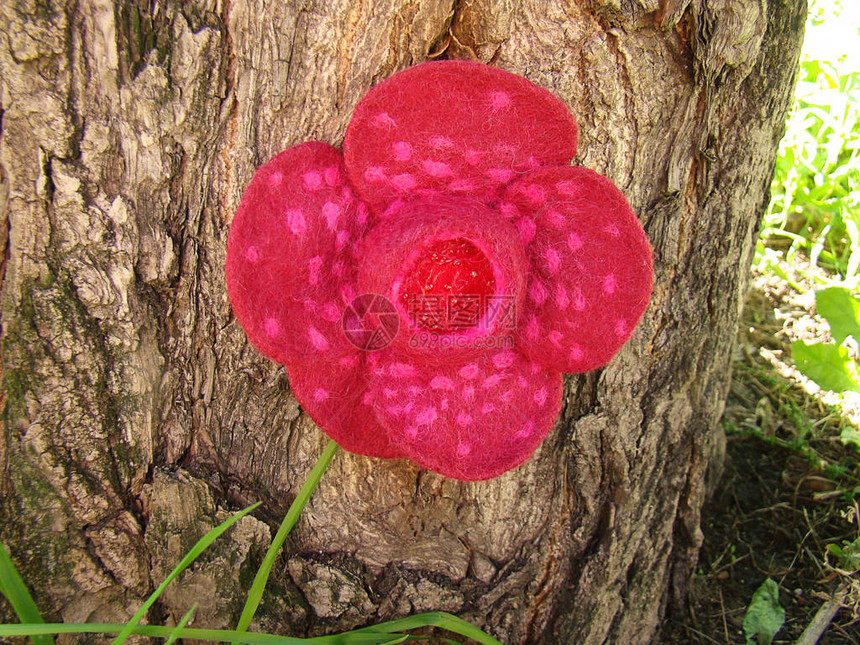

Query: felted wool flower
[225,60,653,481]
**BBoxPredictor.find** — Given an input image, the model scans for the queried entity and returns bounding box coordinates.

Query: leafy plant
[758,0,860,284]
[792,287,860,393]
[0,440,502,645]
[742,578,786,645]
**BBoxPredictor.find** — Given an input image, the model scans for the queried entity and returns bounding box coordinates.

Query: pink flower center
[401,238,496,332]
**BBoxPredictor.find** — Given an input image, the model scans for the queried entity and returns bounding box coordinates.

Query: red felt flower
[225,61,653,481]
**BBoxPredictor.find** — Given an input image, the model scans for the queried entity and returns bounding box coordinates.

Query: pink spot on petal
[462,385,476,401]
[321,302,340,322]
[390,362,416,377]
[308,256,323,285]
[440,397,449,411]
[263,317,279,337]
[489,90,512,110]
[557,180,579,196]
[324,166,340,186]
[340,354,359,368]
[572,289,586,311]
[546,209,566,228]
[332,261,344,277]
[356,202,369,226]
[314,388,328,402]
[383,387,398,399]
[483,374,503,388]
[464,149,483,165]
[459,363,479,379]
[570,344,584,361]
[499,202,519,219]
[549,330,563,347]
[517,217,537,245]
[603,273,618,295]
[364,167,387,183]
[525,315,540,340]
[404,425,418,438]
[382,199,406,218]
[615,319,628,336]
[268,171,283,186]
[457,441,472,457]
[308,326,329,351]
[336,230,350,251]
[392,141,413,161]
[416,407,438,425]
[371,112,397,128]
[534,387,548,407]
[391,174,417,190]
[286,209,306,235]
[341,284,356,303]
[244,246,260,263]
[514,422,534,440]
[604,224,621,238]
[456,412,472,427]
[567,232,583,251]
[302,171,323,192]
[486,168,515,183]
[545,248,561,274]
[429,135,454,150]
[529,280,548,305]
[481,402,495,415]
[521,184,546,204]
[322,202,341,230]
[492,351,516,370]
[422,160,454,178]
[449,179,476,192]
[430,376,455,390]
[555,286,570,310]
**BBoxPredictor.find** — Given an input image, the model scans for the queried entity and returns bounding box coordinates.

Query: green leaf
[0,623,405,644]
[237,440,339,632]
[164,605,196,645]
[841,426,860,449]
[815,287,860,344]
[352,612,502,645]
[113,501,261,645]
[791,340,860,393]
[743,579,785,645]
[0,543,54,645]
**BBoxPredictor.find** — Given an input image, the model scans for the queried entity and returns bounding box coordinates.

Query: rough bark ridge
[0,0,804,642]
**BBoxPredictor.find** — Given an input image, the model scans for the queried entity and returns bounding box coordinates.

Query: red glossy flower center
[401,238,496,332]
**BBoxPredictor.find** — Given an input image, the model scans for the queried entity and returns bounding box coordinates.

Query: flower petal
[355,195,527,363]
[287,354,404,459]
[502,167,653,373]
[344,60,578,213]
[226,142,370,366]
[365,349,562,480]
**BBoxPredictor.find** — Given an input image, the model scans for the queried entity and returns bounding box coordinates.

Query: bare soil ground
[663,266,860,644]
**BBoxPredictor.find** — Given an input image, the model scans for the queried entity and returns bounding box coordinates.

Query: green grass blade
[237,440,339,632]
[112,501,261,645]
[0,623,405,644]
[351,612,501,645]
[0,543,55,645]
[164,604,196,645]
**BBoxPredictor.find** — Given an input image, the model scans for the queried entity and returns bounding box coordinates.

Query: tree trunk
[0,0,805,643]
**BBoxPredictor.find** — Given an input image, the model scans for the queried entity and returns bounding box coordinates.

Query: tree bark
[0,0,805,643]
